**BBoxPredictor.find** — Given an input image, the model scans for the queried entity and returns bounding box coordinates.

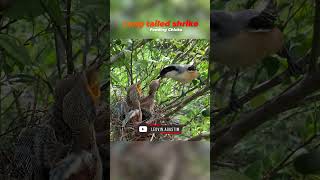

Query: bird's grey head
[211,11,238,43]
[187,65,197,71]
[211,10,260,43]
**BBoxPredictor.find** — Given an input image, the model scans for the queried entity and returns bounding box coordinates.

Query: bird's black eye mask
[247,14,276,30]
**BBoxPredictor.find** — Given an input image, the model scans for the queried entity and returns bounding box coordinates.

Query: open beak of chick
[136,81,143,97]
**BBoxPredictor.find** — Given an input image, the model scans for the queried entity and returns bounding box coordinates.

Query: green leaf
[78,0,108,20]
[212,169,252,180]
[0,34,31,67]
[249,94,266,108]
[3,61,13,73]
[244,161,263,180]
[5,0,44,19]
[262,56,280,77]
[306,175,320,180]
[5,0,63,24]
[294,151,320,175]
[42,0,64,25]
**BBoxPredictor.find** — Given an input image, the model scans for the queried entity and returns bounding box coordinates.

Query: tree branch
[0,20,17,31]
[212,72,320,161]
[163,83,204,111]
[214,52,310,121]
[164,85,209,117]
[310,0,320,72]
[109,39,151,65]
[264,134,319,179]
[54,30,64,78]
[66,0,74,74]
[213,94,320,140]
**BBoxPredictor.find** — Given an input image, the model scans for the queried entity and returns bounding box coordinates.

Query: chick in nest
[126,81,142,108]
[123,82,143,127]
[140,79,161,113]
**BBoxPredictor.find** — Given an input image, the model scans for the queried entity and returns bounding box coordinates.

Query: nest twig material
[111,105,173,141]
[111,80,175,141]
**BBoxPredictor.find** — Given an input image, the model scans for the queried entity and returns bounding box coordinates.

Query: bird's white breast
[165,71,199,83]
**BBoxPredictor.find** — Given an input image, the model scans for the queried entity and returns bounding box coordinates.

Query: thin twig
[213,53,310,121]
[0,20,17,31]
[264,134,319,179]
[66,0,74,74]
[164,85,210,117]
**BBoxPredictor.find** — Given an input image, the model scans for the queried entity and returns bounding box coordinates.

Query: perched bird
[212,0,284,68]
[140,79,161,113]
[211,0,300,109]
[158,64,199,83]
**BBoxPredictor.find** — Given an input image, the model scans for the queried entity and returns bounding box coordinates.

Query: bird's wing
[158,65,180,78]
[246,0,278,32]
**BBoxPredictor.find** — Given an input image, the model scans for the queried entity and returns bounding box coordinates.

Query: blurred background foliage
[0,0,109,171]
[211,0,320,180]
[111,142,210,180]
[110,39,210,140]
[111,0,210,39]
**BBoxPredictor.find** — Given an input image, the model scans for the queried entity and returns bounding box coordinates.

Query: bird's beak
[187,68,198,72]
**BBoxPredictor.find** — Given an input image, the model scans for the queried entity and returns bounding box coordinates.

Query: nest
[111,105,176,141]
[111,80,176,141]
